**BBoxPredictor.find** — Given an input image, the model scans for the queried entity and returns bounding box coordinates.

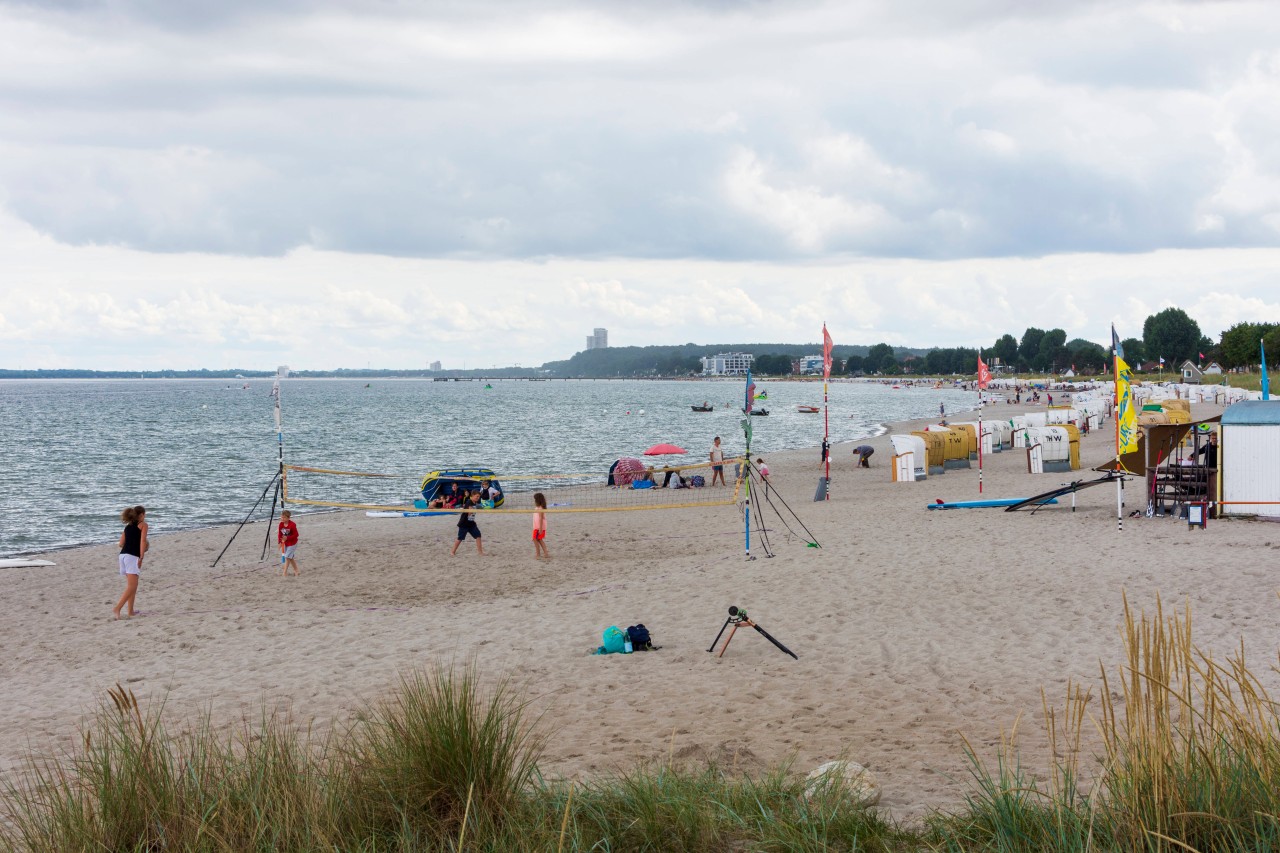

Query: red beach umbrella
[644,443,687,456]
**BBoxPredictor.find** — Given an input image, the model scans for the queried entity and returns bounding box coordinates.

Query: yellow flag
[1116,357,1139,454]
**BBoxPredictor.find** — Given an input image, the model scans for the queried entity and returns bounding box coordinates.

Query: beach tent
[890,434,927,482]
[925,425,970,468]
[1024,411,1048,428]
[986,420,1011,451]
[420,468,505,507]
[1061,425,1082,470]
[910,430,947,475]
[949,423,978,459]
[1024,427,1073,473]
[1045,406,1076,426]
[1220,401,1280,519]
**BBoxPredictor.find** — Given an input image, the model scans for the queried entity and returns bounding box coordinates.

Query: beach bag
[690,475,705,487]
[598,625,627,655]
[626,624,653,651]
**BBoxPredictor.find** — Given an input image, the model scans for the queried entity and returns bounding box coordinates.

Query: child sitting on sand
[532,492,550,559]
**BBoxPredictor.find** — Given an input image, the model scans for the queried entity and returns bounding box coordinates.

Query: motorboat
[797,405,820,413]
[691,403,714,412]
[749,408,770,416]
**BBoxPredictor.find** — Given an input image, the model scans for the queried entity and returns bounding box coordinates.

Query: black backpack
[626,624,654,651]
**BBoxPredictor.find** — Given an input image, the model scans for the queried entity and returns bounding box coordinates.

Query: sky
[1,0,1279,370]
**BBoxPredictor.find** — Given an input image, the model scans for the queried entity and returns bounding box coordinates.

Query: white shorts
[119,554,140,575]
[282,545,297,560]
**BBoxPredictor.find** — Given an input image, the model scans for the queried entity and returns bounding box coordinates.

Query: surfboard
[927,498,1059,510]
[0,558,56,568]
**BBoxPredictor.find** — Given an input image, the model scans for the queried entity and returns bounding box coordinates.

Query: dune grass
[7,594,1280,851]
[931,593,1280,852]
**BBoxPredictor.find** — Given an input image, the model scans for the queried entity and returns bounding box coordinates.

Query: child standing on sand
[278,510,301,576]
[532,492,550,559]
[451,491,485,556]
[114,505,148,620]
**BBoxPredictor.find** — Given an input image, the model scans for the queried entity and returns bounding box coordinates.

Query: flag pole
[1115,359,1123,533]
[977,350,984,494]
[822,323,831,500]
[743,368,754,561]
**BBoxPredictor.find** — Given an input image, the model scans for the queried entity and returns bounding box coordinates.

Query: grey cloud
[1,0,1278,261]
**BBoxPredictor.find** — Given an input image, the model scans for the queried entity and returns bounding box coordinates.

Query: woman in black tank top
[113,505,148,620]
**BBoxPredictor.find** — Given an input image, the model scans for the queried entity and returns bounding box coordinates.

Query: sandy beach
[5,398,1279,824]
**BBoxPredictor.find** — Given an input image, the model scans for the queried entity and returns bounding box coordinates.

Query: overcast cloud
[1,0,1279,369]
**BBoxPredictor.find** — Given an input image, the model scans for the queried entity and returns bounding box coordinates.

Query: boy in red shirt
[278,510,301,576]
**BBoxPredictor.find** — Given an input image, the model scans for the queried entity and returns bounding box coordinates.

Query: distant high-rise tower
[586,328,609,350]
[429,360,442,371]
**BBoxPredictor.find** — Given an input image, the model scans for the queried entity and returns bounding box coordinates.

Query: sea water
[0,378,977,557]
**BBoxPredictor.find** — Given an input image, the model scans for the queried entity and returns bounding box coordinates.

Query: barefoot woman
[114,505,148,619]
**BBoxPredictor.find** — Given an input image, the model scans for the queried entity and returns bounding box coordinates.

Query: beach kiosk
[1220,401,1280,519]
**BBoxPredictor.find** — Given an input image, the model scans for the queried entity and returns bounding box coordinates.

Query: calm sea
[0,378,976,557]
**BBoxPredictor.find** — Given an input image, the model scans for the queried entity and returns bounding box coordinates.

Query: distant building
[700,352,754,376]
[586,328,609,350]
[797,354,825,375]
[1181,360,1204,384]
[1204,361,1223,375]
[429,360,442,371]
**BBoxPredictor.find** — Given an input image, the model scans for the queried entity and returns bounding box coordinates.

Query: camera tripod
[707,606,797,659]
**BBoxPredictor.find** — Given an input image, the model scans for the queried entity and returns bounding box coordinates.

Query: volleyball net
[281,457,747,514]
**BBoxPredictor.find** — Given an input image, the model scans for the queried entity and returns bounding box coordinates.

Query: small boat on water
[749,408,770,416]
[797,405,820,413]
[691,404,714,412]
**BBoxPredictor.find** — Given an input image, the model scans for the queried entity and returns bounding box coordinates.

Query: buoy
[639,409,645,415]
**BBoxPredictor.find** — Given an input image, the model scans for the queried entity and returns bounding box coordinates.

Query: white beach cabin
[1220,400,1280,519]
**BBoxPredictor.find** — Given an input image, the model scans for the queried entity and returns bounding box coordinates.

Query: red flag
[822,324,833,379]
[1199,352,1205,360]
[977,352,992,389]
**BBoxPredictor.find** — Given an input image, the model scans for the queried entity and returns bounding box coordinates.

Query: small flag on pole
[977,352,992,389]
[1263,338,1271,401]
[1158,356,1165,366]
[1111,324,1124,360]
[1199,352,1205,361]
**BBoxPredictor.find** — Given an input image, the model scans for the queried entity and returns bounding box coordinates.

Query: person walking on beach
[451,491,485,556]
[939,402,946,419]
[532,492,550,559]
[278,510,301,576]
[113,505,148,620]
[709,436,726,486]
[756,458,770,496]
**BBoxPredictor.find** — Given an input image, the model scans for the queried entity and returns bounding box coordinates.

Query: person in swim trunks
[450,491,485,556]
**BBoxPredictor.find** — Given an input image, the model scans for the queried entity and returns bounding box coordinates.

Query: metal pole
[978,351,984,495]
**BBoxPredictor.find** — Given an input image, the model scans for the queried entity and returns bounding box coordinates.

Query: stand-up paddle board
[927,498,1059,510]
[0,558,56,568]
